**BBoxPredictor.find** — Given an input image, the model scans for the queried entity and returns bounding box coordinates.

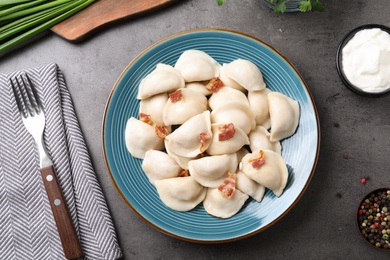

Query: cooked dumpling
[249,125,281,155]
[219,64,246,92]
[236,147,249,163]
[165,141,197,170]
[124,117,164,159]
[188,153,238,188]
[165,111,212,158]
[174,50,220,82]
[240,149,288,197]
[163,88,208,125]
[155,176,206,211]
[210,101,256,135]
[268,92,300,141]
[185,81,212,96]
[142,150,182,185]
[223,59,266,92]
[248,88,271,129]
[208,86,249,110]
[203,187,249,218]
[139,93,168,125]
[206,123,249,155]
[137,63,185,99]
[236,171,265,202]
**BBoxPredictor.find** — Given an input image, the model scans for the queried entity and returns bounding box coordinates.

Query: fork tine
[11,75,28,118]
[11,73,40,118]
[21,73,41,115]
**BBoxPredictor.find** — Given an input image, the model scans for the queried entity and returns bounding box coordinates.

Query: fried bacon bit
[155,125,170,139]
[169,89,183,103]
[178,169,189,177]
[139,113,153,125]
[248,150,266,169]
[218,123,235,141]
[206,77,224,93]
[199,132,211,152]
[218,172,237,199]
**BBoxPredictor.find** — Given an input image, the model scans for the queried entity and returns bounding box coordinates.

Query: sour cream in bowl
[336,24,390,97]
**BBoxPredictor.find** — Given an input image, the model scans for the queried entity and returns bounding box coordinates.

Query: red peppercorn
[361,178,366,184]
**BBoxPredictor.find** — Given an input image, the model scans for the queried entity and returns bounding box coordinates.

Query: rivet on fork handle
[41,166,84,260]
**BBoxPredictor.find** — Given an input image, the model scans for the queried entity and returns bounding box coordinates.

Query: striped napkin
[0,63,122,260]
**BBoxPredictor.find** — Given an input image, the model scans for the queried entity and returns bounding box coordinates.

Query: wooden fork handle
[40,166,84,260]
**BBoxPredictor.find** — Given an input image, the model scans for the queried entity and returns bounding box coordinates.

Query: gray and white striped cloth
[0,63,122,260]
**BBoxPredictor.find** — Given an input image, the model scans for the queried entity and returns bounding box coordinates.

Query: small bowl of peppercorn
[357,188,390,251]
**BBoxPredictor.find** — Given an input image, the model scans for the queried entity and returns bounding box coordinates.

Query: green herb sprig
[0,0,95,55]
[217,0,325,13]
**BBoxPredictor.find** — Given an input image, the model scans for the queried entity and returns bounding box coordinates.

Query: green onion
[0,0,95,55]
[0,0,47,18]
[0,2,75,39]
[0,0,33,6]
[0,0,74,21]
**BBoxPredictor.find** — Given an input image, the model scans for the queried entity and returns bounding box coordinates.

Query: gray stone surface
[1,0,390,259]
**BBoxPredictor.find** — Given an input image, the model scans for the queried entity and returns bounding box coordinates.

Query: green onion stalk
[0,0,96,55]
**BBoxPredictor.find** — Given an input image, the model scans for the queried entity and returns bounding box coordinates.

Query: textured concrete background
[1,0,390,259]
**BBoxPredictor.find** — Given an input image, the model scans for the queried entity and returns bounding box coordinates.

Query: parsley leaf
[299,0,325,12]
[299,0,312,12]
[274,0,287,13]
[217,0,227,6]
[312,0,325,11]
[217,0,324,13]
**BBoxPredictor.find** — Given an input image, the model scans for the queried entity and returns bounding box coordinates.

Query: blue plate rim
[102,28,321,243]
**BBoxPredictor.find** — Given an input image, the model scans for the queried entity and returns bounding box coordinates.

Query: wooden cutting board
[51,0,180,42]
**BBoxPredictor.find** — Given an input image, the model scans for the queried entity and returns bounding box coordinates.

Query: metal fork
[11,74,83,260]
